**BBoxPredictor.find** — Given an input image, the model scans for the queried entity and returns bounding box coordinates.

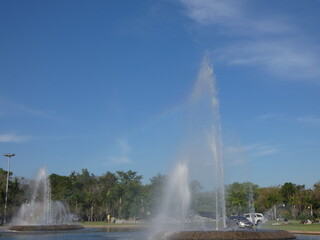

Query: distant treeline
[1,168,319,223]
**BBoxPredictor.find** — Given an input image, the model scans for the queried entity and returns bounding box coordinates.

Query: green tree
[256,186,282,219]
[280,182,297,206]
[195,191,215,216]
[189,179,203,214]
[50,173,72,201]
[144,173,167,217]
[0,168,7,221]
[0,168,27,223]
[280,182,308,219]
[313,181,320,217]
[226,182,258,215]
[116,170,143,219]
[66,169,99,221]
[98,171,118,220]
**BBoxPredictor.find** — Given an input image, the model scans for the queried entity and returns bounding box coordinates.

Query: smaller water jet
[8,168,83,231]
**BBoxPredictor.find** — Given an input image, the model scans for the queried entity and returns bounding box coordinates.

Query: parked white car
[243,213,265,225]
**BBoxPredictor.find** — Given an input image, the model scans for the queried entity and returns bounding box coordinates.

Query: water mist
[190,55,226,229]
[153,55,226,235]
[11,168,75,226]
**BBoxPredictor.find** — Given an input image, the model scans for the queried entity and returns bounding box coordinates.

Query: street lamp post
[3,153,15,224]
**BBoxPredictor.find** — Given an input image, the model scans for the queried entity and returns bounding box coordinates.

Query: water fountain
[150,162,191,234]
[151,55,295,240]
[8,168,83,231]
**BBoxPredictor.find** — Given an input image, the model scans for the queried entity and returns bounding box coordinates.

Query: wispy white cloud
[225,145,248,165]
[217,41,320,81]
[107,156,132,164]
[297,116,320,126]
[224,142,279,165]
[179,0,320,83]
[180,0,244,27]
[0,133,32,143]
[0,97,58,120]
[106,138,133,164]
[252,147,278,157]
[256,113,306,124]
[246,143,279,157]
[256,113,286,121]
[256,114,320,127]
[180,0,292,34]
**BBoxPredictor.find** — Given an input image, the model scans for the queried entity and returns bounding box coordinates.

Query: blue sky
[1,0,320,188]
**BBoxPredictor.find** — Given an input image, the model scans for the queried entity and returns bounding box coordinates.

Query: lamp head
[4,153,15,158]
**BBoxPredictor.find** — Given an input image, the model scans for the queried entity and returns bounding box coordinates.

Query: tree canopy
[0,167,319,223]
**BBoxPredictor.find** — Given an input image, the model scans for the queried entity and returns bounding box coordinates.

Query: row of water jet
[11,168,74,226]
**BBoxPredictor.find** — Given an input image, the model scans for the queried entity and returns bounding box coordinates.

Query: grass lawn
[0,221,146,230]
[82,220,320,233]
[263,220,320,232]
[82,221,147,228]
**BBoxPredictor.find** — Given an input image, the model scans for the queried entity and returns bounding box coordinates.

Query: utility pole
[3,153,15,224]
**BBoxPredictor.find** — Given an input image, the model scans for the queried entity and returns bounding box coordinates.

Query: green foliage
[2,167,320,223]
[225,182,259,215]
[144,173,167,217]
[297,213,310,222]
[115,171,143,219]
[0,168,27,222]
[194,191,215,213]
[280,182,298,205]
[49,173,72,200]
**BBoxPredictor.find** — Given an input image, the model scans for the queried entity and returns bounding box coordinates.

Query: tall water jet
[152,54,226,237]
[152,55,295,240]
[190,54,226,229]
[9,167,83,231]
